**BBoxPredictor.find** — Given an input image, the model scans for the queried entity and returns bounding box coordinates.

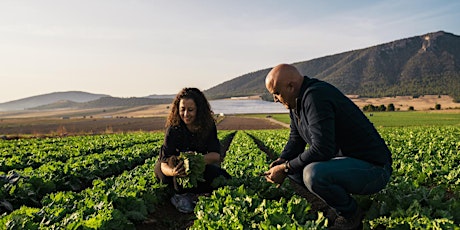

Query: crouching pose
[154,87,231,213]
[263,64,392,229]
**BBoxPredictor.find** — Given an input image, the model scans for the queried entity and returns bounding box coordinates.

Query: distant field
[251,110,460,127]
[363,111,460,127]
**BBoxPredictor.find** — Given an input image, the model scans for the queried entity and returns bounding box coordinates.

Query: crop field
[257,110,460,127]
[1,120,459,229]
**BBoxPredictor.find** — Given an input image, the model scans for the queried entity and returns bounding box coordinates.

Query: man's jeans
[288,157,392,217]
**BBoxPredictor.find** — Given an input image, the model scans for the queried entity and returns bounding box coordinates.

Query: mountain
[146,94,175,99]
[29,100,80,110]
[2,31,459,111]
[204,31,460,102]
[0,91,110,111]
[0,91,178,111]
[29,96,173,110]
[76,97,173,108]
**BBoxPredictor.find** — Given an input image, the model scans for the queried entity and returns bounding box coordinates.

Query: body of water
[209,99,288,115]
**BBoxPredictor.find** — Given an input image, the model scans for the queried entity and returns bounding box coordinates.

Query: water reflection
[209,99,287,115]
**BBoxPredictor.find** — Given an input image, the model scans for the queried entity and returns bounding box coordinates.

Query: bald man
[264,64,392,229]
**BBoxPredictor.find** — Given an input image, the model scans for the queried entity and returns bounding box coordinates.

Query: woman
[154,87,231,213]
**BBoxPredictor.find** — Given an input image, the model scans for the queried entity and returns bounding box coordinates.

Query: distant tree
[386,103,395,111]
[435,104,441,110]
[408,106,415,111]
[378,105,386,111]
[363,104,376,112]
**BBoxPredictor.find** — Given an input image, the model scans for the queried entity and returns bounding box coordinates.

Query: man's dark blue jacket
[281,77,392,173]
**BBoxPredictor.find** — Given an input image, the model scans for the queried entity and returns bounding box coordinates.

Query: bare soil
[136,201,195,230]
[0,115,284,137]
[0,117,167,137]
[1,94,459,137]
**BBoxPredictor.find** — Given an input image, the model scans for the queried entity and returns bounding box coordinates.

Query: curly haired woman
[154,87,231,213]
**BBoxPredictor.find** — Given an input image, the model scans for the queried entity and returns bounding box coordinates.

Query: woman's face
[179,98,197,126]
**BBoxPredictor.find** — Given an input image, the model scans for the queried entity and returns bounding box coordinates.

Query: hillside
[0,91,109,111]
[30,97,173,110]
[2,31,459,112]
[0,92,174,111]
[205,31,460,102]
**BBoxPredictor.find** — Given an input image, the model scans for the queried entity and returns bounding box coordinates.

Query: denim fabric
[288,157,392,217]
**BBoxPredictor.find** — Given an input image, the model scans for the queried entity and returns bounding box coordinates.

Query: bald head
[265,64,304,109]
[265,64,303,89]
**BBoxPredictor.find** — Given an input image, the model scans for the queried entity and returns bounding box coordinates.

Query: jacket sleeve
[280,111,307,160]
[288,88,337,173]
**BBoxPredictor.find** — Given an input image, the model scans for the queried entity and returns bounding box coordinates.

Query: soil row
[0,116,285,138]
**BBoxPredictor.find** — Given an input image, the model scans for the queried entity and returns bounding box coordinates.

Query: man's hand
[264,164,287,185]
[269,158,286,168]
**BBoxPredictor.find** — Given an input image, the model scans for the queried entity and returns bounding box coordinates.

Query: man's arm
[279,111,307,161]
[288,88,337,173]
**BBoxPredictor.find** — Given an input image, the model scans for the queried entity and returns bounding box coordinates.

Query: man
[264,64,392,229]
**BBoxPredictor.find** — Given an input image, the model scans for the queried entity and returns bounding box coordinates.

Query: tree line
[362,103,442,112]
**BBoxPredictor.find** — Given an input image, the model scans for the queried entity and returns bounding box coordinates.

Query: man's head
[265,64,304,109]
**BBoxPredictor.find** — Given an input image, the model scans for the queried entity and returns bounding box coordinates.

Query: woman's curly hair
[166,87,215,136]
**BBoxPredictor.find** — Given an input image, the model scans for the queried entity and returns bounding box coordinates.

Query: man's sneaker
[328,207,364,230]
[170,193,195,214]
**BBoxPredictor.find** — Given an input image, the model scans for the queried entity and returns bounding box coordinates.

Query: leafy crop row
[1,133,164,212]
[363,127,460,229]
[1,127,459,229]
[1,141,162,210]
[247,127,460,229]
[1,158,169,229]
[0,133,163,172]
[0,131,238,229]
[191,131,328,229]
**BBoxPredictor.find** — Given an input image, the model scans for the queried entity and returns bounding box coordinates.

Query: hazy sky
[1,0,459,103]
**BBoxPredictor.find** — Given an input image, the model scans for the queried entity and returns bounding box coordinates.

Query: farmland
[1,113,459,229]
[256,110,460,127]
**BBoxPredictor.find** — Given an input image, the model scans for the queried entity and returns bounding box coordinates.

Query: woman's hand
[161,161,186,177]
[172,161,187,177]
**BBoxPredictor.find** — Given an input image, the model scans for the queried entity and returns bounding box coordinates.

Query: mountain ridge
[0,91,110,111]
[204,31,460,102]
[0,91,177,111]
[1,30,459,111]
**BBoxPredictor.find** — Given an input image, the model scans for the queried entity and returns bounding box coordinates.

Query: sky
[0,0,459,103]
